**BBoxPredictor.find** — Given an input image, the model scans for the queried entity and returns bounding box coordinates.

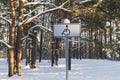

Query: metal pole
[63,19,70,80]
[65,36,69,80]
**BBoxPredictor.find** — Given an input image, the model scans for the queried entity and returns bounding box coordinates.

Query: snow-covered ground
[0,58,120,80]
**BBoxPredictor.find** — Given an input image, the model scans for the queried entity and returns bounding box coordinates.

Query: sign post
[61,24,70,80]
[65,35,69,80]
[53,19,81,80]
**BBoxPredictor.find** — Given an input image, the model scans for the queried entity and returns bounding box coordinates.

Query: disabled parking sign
[53,23,81,37]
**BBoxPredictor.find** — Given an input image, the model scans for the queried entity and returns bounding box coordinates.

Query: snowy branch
[24,2,39,6]
[24,2,57,7]
[29,25,53,33]
[21,35,29,41]
[0,40,13,48]
[21,0,71,26]
[21,25,52,43]
[93,0,103,7]
[24,8,38,18]
[60,8,71,12]
[0,16,11,25]
[59,0,70,8]
[78,0,102,7]
[79,0,91,4]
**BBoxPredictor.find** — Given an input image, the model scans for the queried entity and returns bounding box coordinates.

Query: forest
[0,0,120,77]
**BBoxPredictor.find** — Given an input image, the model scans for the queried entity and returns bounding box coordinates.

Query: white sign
[53,24,81,37]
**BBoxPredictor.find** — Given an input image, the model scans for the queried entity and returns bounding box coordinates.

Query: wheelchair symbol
[61,25,70,36]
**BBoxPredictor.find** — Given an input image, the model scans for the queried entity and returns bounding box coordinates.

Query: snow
[1,58,120,80]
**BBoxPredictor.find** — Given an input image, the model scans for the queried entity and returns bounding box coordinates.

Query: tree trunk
[94,30,99,58]
[25,43,30,65]
[8,0,15,77]
[55,49,59,66]
[88,28,93,59]
[8,48,15,77]
[104,29,107,44]
[98,29,103,59]
[15,0,25,76]
[39,31,43,62]
[109,20,112,43]
[30,32,37,68]
[55,38,59,66]
[51,41,55,66]
[23,26,30,65]
[15,26,23,76]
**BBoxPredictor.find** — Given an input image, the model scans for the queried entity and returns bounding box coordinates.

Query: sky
[0,58,120,80]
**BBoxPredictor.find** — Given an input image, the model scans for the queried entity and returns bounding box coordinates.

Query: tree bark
[88,28,93,59]
[25,44,30,65]
[55,49,59,66]
[30,32,37,68]
[51,41,55,66]
[39,31,43,62]
[16,0,25,76]
[109,20,112,43]
[8,0,15,77]
[16,26,23,76]
[99,29,103,59]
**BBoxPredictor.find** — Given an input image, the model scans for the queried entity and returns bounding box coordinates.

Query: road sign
[53,24,81,37]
